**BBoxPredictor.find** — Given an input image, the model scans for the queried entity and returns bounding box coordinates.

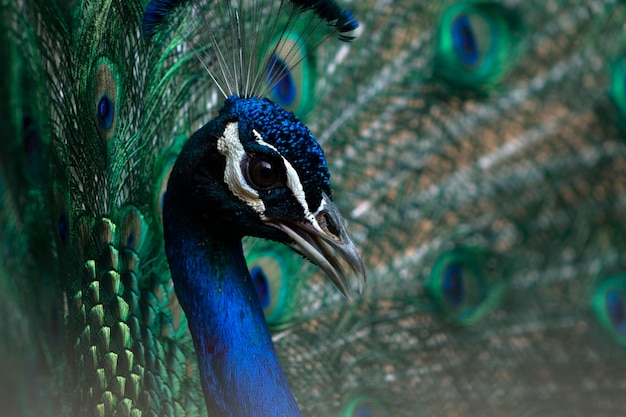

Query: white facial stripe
[252,129,324,231]
[313,196,327,216]
[217,122,265,214]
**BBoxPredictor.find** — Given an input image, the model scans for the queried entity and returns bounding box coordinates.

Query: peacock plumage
[2,0,626,416]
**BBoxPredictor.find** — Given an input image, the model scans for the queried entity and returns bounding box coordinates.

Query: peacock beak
[268,193,366,298]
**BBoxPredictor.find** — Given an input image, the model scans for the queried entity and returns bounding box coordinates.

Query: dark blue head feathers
[222,95,331,210]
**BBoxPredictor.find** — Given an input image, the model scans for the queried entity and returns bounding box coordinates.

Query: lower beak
[267,193,366,298]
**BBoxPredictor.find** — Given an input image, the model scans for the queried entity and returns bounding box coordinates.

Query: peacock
[2,0,626,415]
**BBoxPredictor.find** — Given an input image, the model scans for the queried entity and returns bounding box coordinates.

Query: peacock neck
[163,218,302,417]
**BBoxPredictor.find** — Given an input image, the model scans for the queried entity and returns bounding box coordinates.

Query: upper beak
[267,192,366,298]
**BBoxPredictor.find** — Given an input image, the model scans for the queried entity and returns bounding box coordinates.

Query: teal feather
[2,0,626,416]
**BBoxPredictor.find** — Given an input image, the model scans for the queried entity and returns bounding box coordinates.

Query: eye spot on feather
[250,265,270,309]
[355,406,375,417]
[127,232,135,248]
[435,2,522,91]
[427,247,505,325]
[592,276,626,346]
[606,291,626,334]
[340,396,389,417]
[267,56,296,107]
[248,253,287,324]
[452,14,481,68]
[264,33,316,117]
[442,262,464,308]
[245,239,303,327]
[92,59,119,140]
[120,206,147,253]
[97,94,114,131]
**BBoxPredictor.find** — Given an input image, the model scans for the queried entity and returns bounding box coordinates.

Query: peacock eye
[426,246,506,325]
[592,275,626,346]
[244,155,283,190]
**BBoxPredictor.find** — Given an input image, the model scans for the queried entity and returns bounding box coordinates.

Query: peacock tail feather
[2,0,626,416]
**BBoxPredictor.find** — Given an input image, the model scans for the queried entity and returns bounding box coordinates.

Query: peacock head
[166,95,365,296]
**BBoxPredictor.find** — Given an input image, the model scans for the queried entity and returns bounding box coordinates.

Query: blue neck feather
[164,219,302,416]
